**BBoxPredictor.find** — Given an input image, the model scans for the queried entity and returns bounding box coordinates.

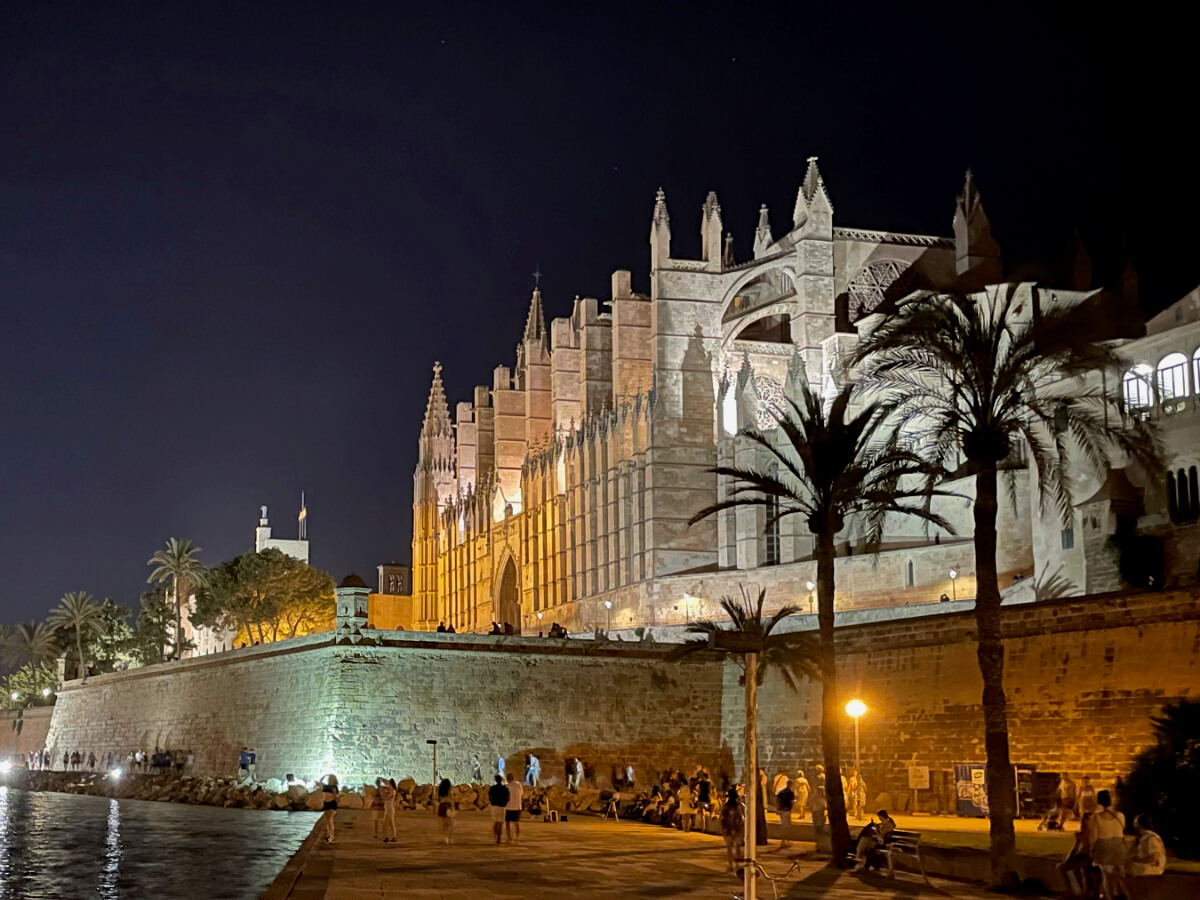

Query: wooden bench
[882,829,926,881]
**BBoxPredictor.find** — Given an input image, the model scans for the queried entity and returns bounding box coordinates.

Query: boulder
[273,793,290,810]
[305,790,325,811]
[397,777,417,794]
[338,792,364,809]
[263,777,284,794]
[413,784,433,807]
[287,784,308,805]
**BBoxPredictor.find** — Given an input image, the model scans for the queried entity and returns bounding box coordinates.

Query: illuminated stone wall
[737,590,1200,812]
[44,633,729,787]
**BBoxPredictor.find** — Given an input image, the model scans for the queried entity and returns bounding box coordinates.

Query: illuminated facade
[411,162,1186,633]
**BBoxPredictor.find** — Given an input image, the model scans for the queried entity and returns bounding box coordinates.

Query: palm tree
[147,538,208,660]
[854,285,1159,885]
[690,376,953,864]
[1,620,61,671]
[672,587,817,899]
[47,591,103,680]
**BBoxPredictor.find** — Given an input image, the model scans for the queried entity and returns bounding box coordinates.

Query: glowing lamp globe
[845,698,867,719]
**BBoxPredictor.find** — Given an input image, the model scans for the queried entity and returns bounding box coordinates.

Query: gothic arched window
[1158,352,1189,414]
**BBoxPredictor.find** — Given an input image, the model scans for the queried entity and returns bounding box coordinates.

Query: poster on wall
[954,763,988,817]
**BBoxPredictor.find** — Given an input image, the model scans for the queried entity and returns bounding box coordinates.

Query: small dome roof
[339,572,369,589]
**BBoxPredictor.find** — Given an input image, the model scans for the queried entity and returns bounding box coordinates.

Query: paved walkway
[272,808,1002,899]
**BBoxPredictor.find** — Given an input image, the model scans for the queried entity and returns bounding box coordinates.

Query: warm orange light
[845,698,867,718]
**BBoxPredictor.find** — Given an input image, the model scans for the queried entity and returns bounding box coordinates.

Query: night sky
[1,2,1193,623]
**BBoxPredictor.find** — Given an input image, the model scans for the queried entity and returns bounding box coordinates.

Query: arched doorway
[495,557,521,634]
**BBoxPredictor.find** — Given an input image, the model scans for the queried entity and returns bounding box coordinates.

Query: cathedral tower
[412,361,455,628]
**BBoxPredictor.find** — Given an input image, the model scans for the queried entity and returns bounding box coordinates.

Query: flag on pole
[298,492,307,539]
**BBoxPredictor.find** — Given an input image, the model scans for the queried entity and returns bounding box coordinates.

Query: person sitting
[489,622,502,635]
[446,623,456,633]
[852,810,895,872]
[436,622,447,633]
[1126,814,1166,900]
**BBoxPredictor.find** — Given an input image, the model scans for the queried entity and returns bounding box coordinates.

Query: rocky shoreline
[2,770,615,815]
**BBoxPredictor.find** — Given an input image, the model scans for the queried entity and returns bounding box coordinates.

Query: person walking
[1056,772,1079,827]
[1087,790,1127,900]
[719,788,745,873]
[504,772,524,844]
[525,754,540,787]
[488,775,509,844]
[793,769,811,821]
[696,770,713,831]
[678,779,695,833]
[776,778,796,848]
[436,778,456,844]
[319,775,339,843]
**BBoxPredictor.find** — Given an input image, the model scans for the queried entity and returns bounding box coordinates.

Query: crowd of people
[1055,786,1167,900]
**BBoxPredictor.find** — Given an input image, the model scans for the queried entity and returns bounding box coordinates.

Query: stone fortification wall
[0,707,53,759]
[734,590,1200,810]
[44,632,729,788]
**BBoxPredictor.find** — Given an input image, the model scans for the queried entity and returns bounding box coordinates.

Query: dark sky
[0,1,1191,623]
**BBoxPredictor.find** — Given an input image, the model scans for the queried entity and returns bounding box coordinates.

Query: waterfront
[0,788,317,899]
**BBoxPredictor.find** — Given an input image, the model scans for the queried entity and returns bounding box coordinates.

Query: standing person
[809,775,828,835]
[319,775,339,844]
[504,772,524,844]
[1058,812,1096,898]
[696,770,713,831]
[574,758,584,791]
[1126,814,1166,900]
[380,779,398,843]
[1077,775,1098,817]
[719,788,745,873]
[497,755,506,781]
[1087,790,1127,900]
[1057,772,1079,827]
[776,778,796,848]
[488,775,509,845]
[436,778,456,844]
[793,769,811,821]
[371,778,387,839]
[525,754,540,787]
[772,770,789,797]
[677,779,695,833]
[565,757,576,791]
[471,754,482,784]
[88,752,96,771]
[852,771,868,820]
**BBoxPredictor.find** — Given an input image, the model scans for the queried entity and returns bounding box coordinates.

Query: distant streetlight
[603,600,613,632]
[949,568,958,601]
[805,581,815,615]
[41,688,51,698]
[845,699,867,774]
[9,692,18,702]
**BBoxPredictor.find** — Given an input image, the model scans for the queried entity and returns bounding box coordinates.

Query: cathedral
[411,160,1200,633]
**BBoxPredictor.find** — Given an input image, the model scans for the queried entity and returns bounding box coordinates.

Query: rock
[305,790,325,811]
[263,777,284,794]
[363,784,378,809]
[287,784,308,805]
[273,793,290,810]
[413,784,433,806]
[397,777,417,793]
[338,792,364,809]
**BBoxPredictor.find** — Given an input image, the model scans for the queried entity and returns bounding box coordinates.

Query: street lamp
[9,692,18,702]
[949,568,958,601]
[845,699,867,774]
[603,600,612,632]
[805,581,815,615]
[41,688,51,698]
[425,739,439,787]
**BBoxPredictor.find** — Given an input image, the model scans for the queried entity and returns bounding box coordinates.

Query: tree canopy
[193,548,335,645]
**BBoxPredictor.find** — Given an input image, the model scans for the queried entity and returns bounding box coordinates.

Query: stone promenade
[268,808,1000,899]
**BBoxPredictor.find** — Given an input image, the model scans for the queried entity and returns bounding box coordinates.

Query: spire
[650,186,671,270]
[421,361,452,438]
[753,203,773,258]
[523,287,546,343]
[700,190,723,265]
[952,169,1002,281]
[794,157,833,236]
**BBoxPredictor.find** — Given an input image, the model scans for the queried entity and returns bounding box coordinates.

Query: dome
[338,572,369,589]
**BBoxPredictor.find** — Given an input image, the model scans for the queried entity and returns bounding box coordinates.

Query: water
[0,787,318,899]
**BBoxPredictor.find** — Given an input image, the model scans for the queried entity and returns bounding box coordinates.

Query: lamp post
[603,600,612,632]
[845,699,866,774]
[426,739,438,787]
[949,568,958,601]
[805,581,815,615]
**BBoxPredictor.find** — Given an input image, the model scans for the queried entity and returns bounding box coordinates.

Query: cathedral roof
[421,361,452,436]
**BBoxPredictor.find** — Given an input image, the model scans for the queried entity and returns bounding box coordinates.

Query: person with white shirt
[1127,814,1166,900]
[1086,790,1127,900]
[504,772,524,844]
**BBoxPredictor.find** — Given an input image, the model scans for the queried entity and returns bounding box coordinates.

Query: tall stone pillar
[336,573,373,643]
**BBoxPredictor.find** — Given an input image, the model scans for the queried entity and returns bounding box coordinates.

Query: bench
[882,829,926,881]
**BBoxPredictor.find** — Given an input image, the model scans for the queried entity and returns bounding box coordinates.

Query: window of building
[1123,364,1153,412]
[1061,527,1074,550]
[1158,352,1189,413]
[1168,466,1200,524]
[906,559,915,587]
[764,464,780,566]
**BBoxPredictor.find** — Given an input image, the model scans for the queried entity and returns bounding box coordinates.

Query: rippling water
[0,787,318,899]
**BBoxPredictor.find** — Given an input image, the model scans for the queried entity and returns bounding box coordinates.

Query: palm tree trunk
[173,579,183,661]
[76,631,86,682]
[974,465,1018,886]
[744,650,757,900]
[816,530,852,863]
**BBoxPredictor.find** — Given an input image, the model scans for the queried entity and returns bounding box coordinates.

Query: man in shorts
[504,771,524,844]
[488,775,509,844]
